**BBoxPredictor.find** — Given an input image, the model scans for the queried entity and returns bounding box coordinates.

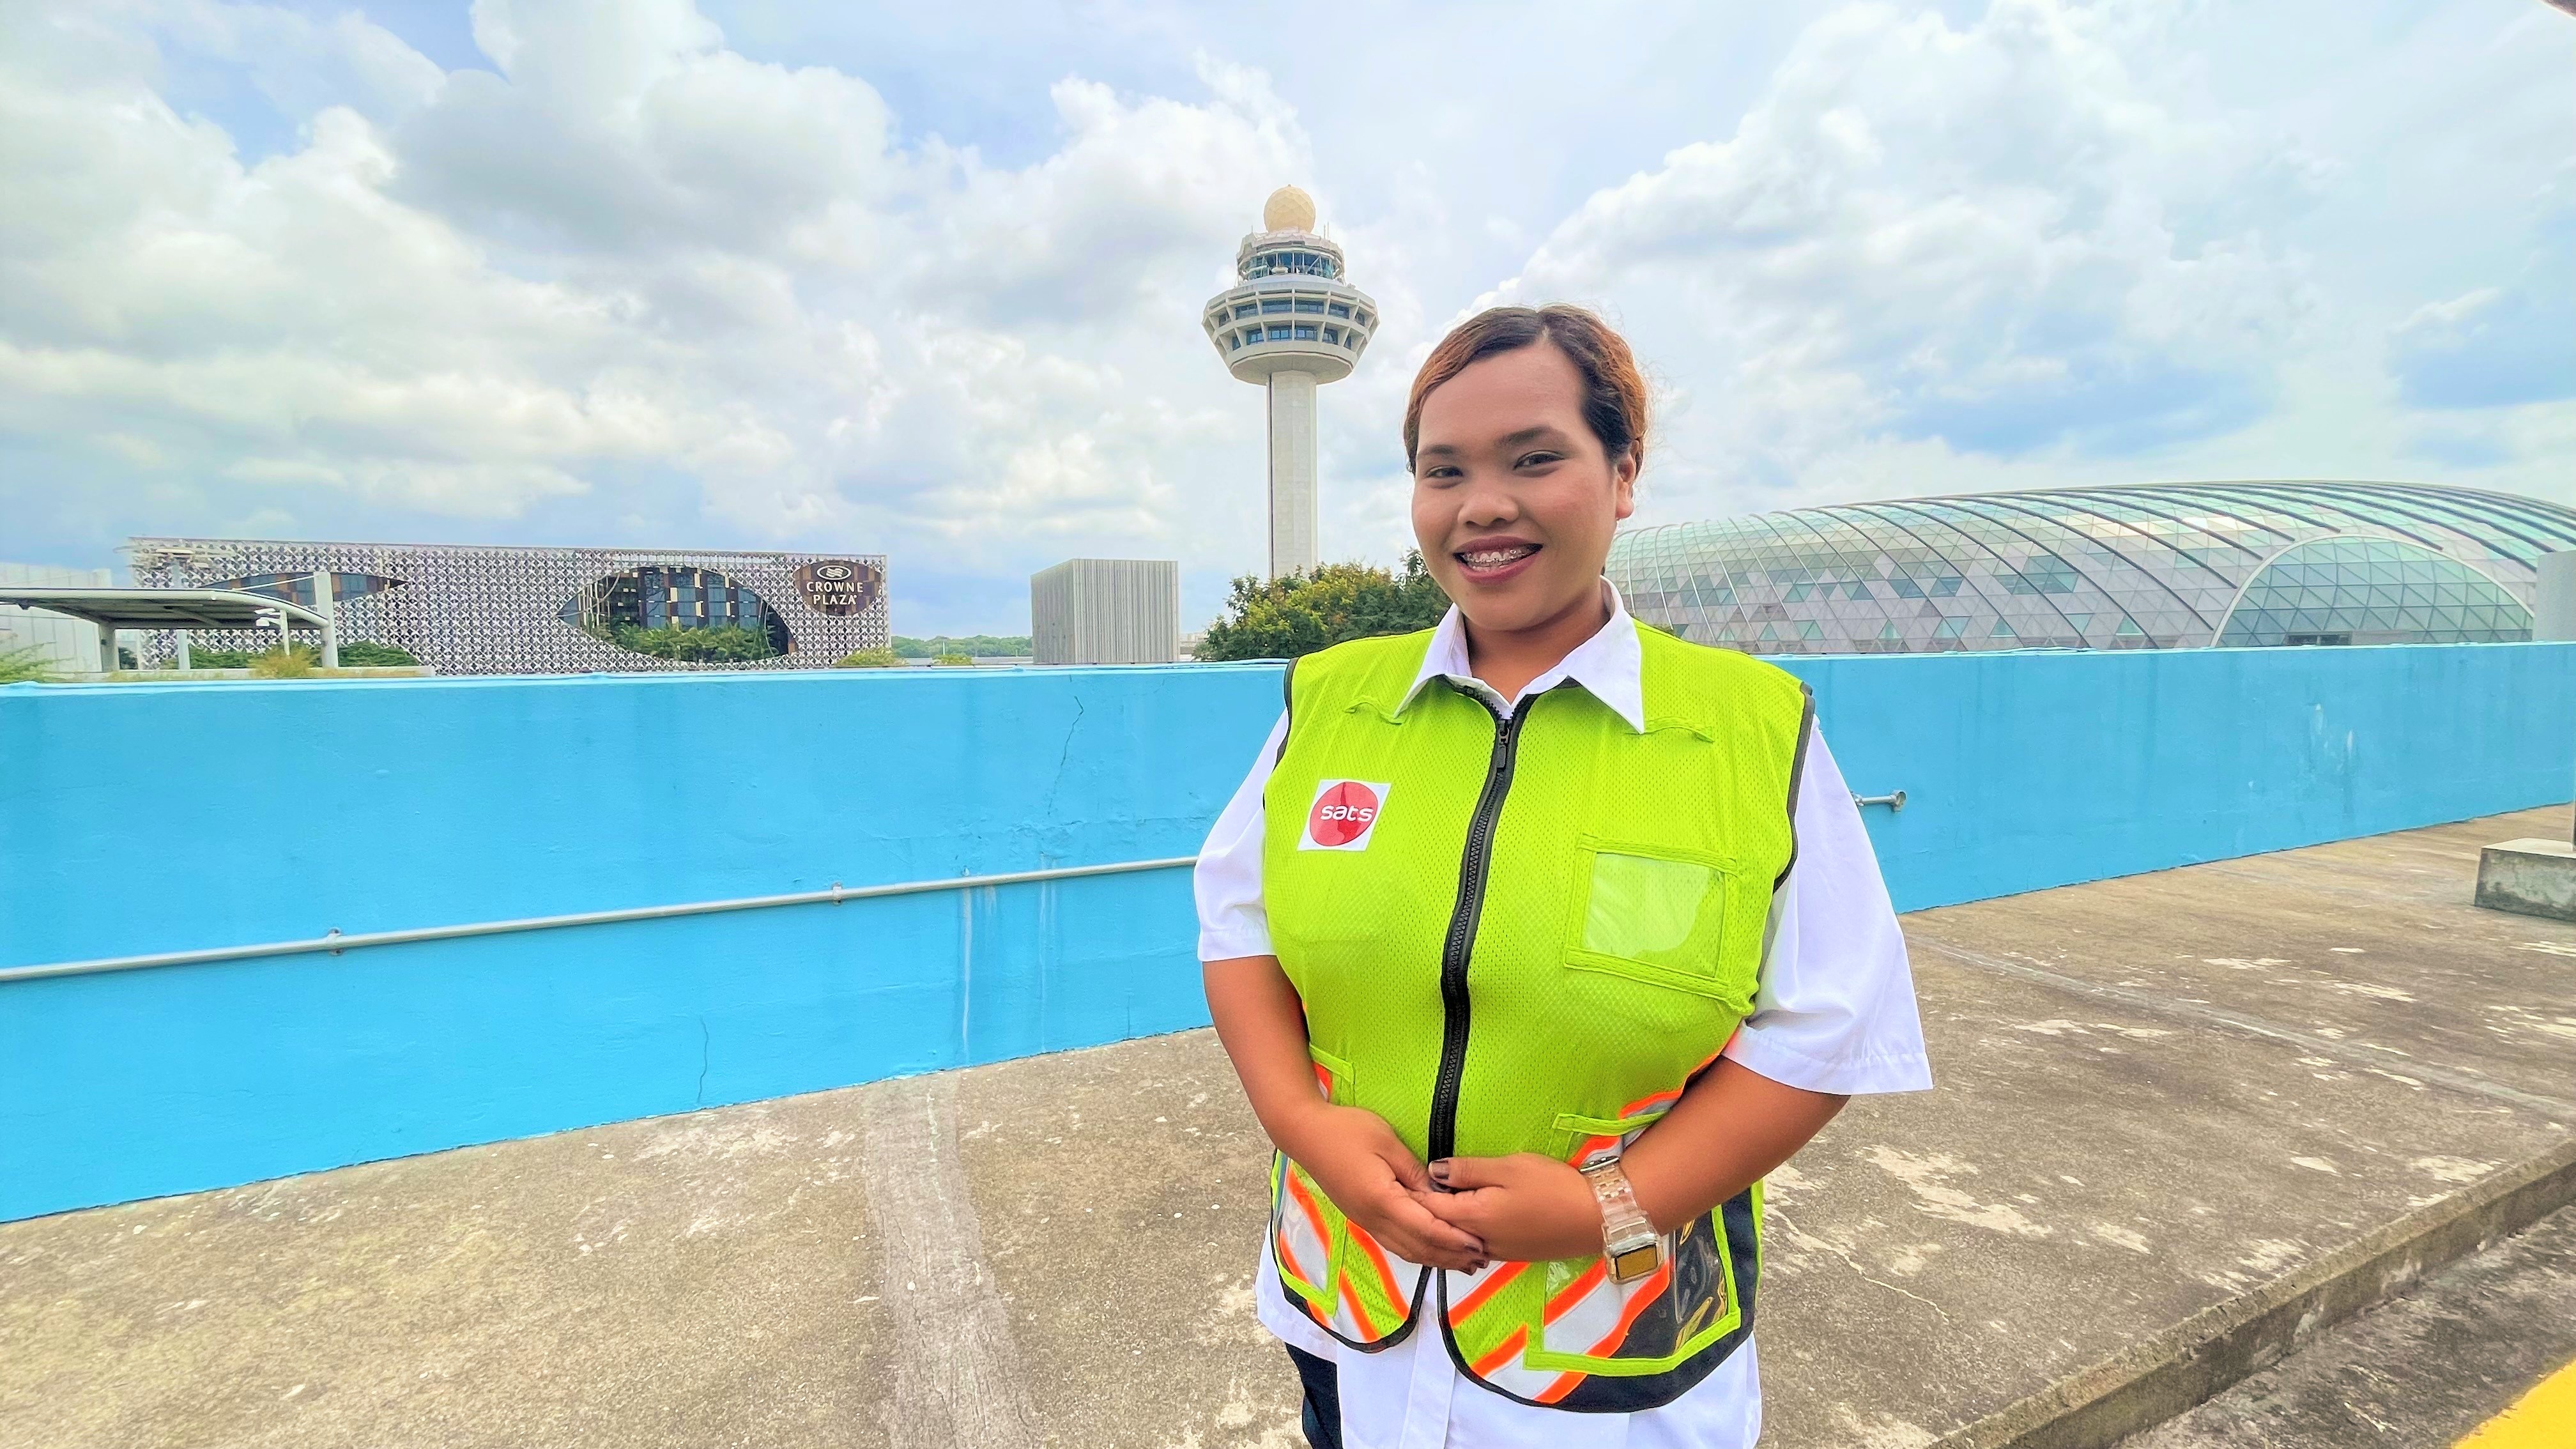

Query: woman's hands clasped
[1278,1106,1607,1270]
[1277,1103,1492,1273]
[1421,1153,1602,1264]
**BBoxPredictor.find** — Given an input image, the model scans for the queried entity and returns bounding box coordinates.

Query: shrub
[834,647,901,668]
[248,645,320,679]
[335,641,418,666]
[933,652,972,666]
[606,623,780,663]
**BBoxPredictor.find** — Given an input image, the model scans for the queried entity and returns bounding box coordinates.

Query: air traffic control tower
[1202,186,1377,578]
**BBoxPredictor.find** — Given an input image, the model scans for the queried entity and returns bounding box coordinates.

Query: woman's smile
[1452,537,1543,583]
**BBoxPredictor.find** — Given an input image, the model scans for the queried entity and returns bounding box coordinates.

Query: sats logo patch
[1301,779,1391,852]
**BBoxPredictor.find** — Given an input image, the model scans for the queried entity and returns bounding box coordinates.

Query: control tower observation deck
[1200,186,1377,579]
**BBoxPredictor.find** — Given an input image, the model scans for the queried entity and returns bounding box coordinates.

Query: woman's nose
[1457,478,1519,528]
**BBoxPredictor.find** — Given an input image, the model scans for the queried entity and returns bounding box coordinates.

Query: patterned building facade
[126,539,889,676]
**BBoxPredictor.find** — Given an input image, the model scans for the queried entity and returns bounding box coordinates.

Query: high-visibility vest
[1262,622,1811,1412]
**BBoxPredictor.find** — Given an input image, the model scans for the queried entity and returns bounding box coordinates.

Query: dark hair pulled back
[1402,304,1648,473]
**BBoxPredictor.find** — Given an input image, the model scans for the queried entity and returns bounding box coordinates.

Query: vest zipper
[1427,696,1530,1165]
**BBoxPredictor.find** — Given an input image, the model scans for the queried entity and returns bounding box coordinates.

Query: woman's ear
[1612,444,1641,522]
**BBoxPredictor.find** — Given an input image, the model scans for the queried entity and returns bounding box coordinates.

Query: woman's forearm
[1203,953,1330,1154]
[1619,1056,1847,1232]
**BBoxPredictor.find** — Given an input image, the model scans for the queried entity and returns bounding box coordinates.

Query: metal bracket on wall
[1852,790,1908,811]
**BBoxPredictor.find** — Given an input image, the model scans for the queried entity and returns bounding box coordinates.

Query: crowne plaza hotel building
[127,539,889,676]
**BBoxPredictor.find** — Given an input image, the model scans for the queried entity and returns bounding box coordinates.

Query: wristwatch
[1575,1154,1663,1284]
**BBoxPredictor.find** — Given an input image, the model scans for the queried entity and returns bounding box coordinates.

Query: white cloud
[0,0,2565,634]
[1485,0,2327,519]
[0,0,1310,621]
[2389,171,2575,411]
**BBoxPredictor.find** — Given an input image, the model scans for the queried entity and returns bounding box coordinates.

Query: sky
[1,0,2568,637]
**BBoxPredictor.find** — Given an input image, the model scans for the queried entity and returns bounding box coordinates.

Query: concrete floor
[2122,1205,2576,1448]
[3,807,2571,1449]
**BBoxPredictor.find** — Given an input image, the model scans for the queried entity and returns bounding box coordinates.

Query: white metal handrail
[0,856,1200,986]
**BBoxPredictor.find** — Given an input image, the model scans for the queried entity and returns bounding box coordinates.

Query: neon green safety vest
[1262,622,1812,1413]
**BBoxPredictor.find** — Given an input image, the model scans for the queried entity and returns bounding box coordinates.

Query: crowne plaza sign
[794,560,884,617]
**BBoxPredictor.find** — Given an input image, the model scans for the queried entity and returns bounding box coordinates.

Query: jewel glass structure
[1605,482,2576,654]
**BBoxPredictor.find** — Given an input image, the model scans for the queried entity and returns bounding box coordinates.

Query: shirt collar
[1397,579,1646,732]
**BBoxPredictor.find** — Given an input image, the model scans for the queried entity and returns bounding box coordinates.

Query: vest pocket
[1561,835,1740,999]
[1269,1046,1424,1348]
[1521,1110,1742,1379]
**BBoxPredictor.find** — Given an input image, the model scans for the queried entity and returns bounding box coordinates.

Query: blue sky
[1,0,2568,636]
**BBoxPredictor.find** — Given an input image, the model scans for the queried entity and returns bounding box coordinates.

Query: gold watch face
[1608,1241,1663,1285]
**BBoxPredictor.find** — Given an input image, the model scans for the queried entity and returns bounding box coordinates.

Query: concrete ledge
[1931,1132,2576,1449]
[2477,837,2576,923]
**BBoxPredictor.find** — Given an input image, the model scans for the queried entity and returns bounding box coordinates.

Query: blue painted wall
[1781,643,2575,912]
[2,643,2568,1221]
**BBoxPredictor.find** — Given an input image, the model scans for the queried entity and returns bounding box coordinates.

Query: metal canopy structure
[0,587,338,671]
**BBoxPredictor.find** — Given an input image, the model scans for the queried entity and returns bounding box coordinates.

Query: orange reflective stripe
[1285,1166,1332,1246]
[1446,1261,1527,1324]
[1312,1061,1335,1096]
[1543,1259,1607,1324]
[1347,1220,1404,1303]
[1582,1262,1673,1357]
[1469,1324,1529,1377]
[1568,1133,1620,1165]
[1534,1370,1586,1405]
[1618,1086,1682,1119]
[1337,1268,1384,1339]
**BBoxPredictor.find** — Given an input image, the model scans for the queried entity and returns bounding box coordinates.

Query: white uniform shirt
[1193,591,1933,1449]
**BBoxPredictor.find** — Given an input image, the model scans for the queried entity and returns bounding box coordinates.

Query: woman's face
[1411,341,1637,636]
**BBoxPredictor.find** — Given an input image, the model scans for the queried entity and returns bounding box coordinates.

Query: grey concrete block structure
[2477,836,2576,922]
[2536,549,2576,642]
[1031,558,1179,666]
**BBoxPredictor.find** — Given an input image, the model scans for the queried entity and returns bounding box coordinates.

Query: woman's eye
[1517,452,1563,469]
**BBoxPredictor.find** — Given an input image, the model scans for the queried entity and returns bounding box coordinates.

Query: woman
[1196,305,1930,1448]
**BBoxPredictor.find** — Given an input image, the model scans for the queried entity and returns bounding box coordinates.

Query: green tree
[1194,552,1452,662]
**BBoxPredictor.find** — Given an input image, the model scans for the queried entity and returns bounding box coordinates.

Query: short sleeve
[1193,711,1288,962]
[1721,722,1933,1096]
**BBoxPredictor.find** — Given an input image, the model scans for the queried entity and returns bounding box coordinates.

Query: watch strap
[1577,1156,1662,1284]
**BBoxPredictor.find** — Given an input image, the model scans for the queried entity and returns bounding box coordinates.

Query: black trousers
[1287,1344,1344,1449]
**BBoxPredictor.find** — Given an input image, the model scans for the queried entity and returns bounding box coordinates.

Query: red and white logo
[1301,779,1391,852]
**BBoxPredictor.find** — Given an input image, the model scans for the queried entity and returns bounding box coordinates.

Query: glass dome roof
[1606,481,2576,654]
